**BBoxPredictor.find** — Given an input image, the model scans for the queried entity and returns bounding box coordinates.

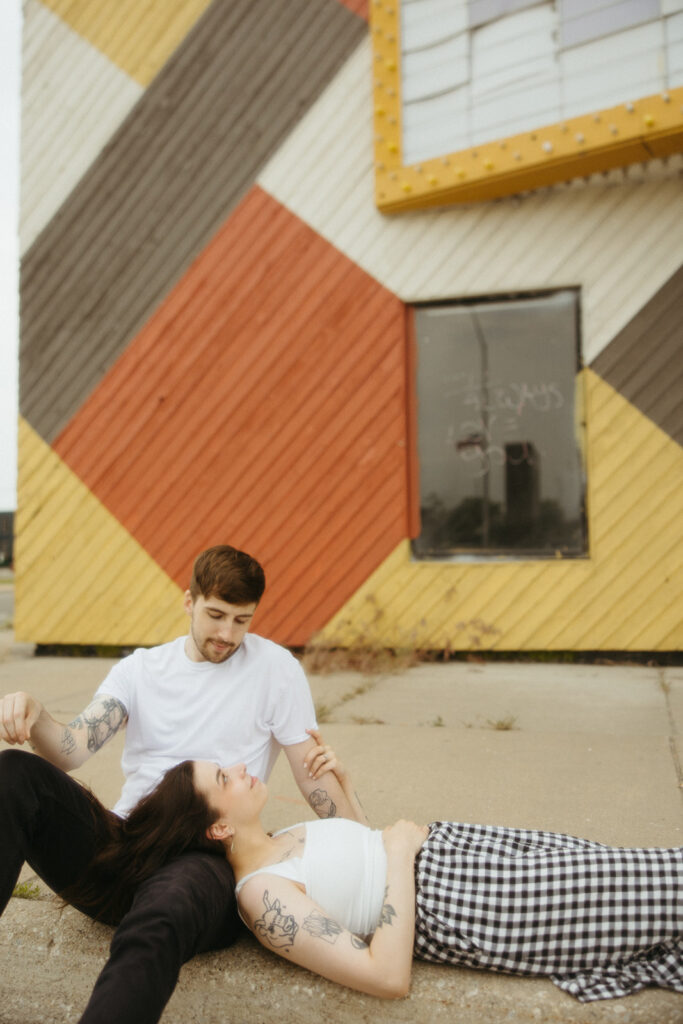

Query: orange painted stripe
[55,187,407,644]
[103,247,392,536]
[270,432,408,642]
[336,0,368,20]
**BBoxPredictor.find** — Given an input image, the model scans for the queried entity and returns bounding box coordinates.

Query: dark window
[412,290,588,559]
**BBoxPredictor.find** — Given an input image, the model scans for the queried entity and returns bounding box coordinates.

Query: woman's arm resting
[284,734,368,824]
[238,821,427,998]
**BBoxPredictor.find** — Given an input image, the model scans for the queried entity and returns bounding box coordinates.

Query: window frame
[407,290,590,562]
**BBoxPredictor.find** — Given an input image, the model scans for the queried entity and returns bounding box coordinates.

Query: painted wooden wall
[16,0,682,651]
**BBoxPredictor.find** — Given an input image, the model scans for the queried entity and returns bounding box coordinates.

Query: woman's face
[193,760,266,826]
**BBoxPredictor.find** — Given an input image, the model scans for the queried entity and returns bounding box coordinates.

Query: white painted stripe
[258,38,683,366]
[20,0,142,254]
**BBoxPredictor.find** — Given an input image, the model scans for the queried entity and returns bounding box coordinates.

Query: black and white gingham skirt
[414,821,682,1002]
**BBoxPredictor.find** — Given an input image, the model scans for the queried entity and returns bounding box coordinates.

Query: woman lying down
[69,732,682,1003]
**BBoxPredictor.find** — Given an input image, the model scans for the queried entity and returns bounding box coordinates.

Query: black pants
[0,749,241,1024]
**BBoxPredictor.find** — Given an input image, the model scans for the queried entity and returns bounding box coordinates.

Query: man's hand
[0,691,44,745]
[0,691,127,771]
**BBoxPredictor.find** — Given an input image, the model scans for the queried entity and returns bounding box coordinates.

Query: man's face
[184,591,257,664]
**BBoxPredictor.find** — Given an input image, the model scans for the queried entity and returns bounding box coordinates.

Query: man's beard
[192,625,239,663]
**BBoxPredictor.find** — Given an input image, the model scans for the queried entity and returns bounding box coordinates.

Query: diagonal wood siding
[16,0,682,650]
[20,0,143,254]
[36,0,214,85]
[20,0,367,444]
[592,265,683,445]
[15,421,189,646]
[52,188,408,646]
[258,39,683,366]
[321,366,682,652]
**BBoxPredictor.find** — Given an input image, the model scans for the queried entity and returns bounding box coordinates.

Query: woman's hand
[302,728,369,825]
[304,727,348,782]
[383,820,429,859]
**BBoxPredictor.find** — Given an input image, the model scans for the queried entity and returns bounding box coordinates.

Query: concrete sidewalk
[0,627,681,1022]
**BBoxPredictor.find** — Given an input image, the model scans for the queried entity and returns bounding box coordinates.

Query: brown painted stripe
[591,264,683,445]
[20,0,367,444]
[54,188,408,646]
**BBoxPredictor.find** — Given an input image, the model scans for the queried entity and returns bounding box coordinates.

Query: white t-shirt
[95,633,316,817]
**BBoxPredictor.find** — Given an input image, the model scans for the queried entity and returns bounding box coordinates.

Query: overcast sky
[0,0,21,511]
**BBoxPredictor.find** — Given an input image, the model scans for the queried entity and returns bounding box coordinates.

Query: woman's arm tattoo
[378,886,397,929]
[302,910,343,944]
[308,787,337,818]
[68,697,127,753]
[253,891,298,951]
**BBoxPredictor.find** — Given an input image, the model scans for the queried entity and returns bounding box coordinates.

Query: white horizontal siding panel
[668,9,683,42]
[20,0,142,254]
[663,0,683,13]
[401,1,679,164]
[469,73,562,144]
[560,0,660,49]
[560,21,666,116]
[402,32,469,103]
[667,12,683,85]
[258,37,683,364]
[401,1,561,161]
[402,89,471,164]
[470,0,543,28]
[401,0,468,51]
[470,2,556,96]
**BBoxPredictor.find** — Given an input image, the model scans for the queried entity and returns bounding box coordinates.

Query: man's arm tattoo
[302,910,343,944]
[350,934,368,949]
[60,727,77,756]
[253,891,298,952]
[68,698,127,754]
[378,887,397,929]
[308,787,337,819]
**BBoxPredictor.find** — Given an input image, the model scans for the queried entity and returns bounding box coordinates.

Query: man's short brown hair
[189,546,265,606]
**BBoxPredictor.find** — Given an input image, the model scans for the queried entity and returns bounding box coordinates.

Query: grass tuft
[12,881,42,900]
[486,714,518,731]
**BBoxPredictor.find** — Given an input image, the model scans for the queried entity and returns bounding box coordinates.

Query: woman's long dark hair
[64,761,226,923]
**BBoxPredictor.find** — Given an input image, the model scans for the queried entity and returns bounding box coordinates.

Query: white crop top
[235,818,387,937]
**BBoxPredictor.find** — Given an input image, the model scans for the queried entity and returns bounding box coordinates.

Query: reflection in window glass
[413,291,588,559]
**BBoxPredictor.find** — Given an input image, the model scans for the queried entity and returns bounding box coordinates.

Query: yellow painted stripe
[600,548,681,650]
[536,504,680,650]
[321,371,683,650]
[38,0,213,85]
[659,609,683,651]
[15,418,188,645]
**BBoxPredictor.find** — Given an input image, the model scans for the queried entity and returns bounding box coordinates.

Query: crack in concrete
[659,669,682,801]
[315,675,385,723]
